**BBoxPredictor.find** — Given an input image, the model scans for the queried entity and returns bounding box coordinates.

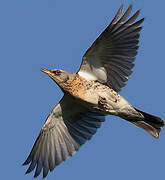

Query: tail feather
[132,108,164,138]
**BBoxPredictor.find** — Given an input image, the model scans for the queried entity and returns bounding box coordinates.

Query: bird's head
[41,68,75,90]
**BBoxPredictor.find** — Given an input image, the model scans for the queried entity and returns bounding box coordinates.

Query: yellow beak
[41,69,55,78]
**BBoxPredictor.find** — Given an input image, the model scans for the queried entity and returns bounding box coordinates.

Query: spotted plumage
[23,5,164,178]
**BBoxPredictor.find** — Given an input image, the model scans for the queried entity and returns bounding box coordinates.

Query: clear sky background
[1,0,165,179]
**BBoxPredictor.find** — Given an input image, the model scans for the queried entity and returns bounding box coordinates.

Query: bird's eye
[53,70,61,76]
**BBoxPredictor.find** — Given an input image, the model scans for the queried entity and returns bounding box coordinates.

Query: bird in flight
[23,4,164,178]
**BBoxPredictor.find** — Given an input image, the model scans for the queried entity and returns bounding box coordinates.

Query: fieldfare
[23,5,164,178]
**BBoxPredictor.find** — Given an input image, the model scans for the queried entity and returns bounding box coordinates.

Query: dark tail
[131,108,164,138]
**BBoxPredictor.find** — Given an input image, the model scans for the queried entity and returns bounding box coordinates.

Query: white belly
[82,83,134,116]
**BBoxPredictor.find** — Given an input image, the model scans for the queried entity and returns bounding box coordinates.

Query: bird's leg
[98,96,109,111]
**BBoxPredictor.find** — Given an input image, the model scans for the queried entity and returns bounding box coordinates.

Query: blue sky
[1,0,165,179]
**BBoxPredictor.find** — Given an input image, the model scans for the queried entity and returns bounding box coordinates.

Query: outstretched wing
[78,5,144,92]
[23,94,105,178]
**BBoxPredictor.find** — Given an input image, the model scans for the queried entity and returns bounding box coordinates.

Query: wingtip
[22,156,31,166]
[34,173,39,178]
[128,4,133,11]
[22,161,27,166]
[136,9,141,15]
[42,173,48,179]
[120,4,124,9]
[25,169,30,175]
[119,4,124,13]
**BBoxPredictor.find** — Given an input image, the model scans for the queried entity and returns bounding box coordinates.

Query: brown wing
[23,94,105,178]
[78,5,144,92]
